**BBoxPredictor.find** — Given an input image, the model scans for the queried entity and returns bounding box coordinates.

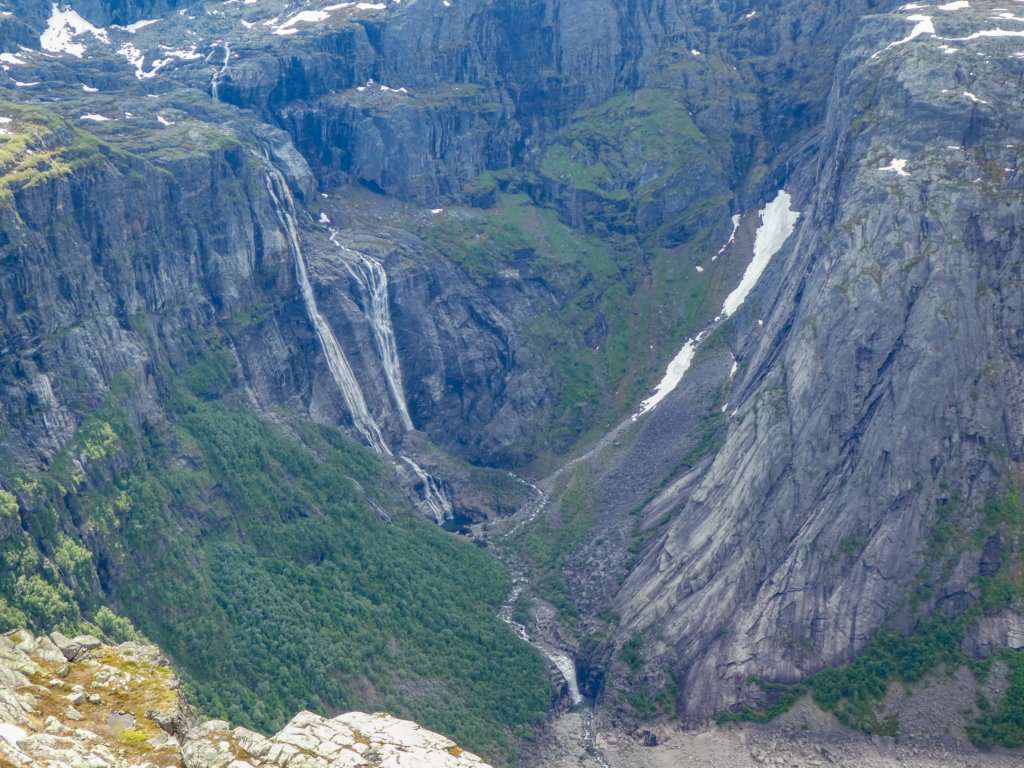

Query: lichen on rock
[0,630,490,768]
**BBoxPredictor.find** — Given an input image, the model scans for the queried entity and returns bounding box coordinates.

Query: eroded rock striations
[0,629,489,768]
[612,0,1024,718]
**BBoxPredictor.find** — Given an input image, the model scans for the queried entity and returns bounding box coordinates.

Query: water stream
[401,454,454,525]
[333,235,414,431]
[263,170,391,456]
[210,42,231,100]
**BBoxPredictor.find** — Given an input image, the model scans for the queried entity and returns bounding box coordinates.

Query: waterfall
[210,42,230,100]
[548,649,584,706]
[262,160,459,524]
[401,455,454,524]
[332,236,414,431]
[262,170,391,456]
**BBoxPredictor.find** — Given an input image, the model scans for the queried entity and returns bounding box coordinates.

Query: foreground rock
[0,630,489,768]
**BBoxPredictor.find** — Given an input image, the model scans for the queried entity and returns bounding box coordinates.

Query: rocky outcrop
[0,629,489,768]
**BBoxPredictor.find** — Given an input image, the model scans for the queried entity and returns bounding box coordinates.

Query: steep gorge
[0,0,1023,765]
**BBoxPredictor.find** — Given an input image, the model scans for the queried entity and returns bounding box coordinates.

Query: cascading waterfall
[329,234,454,523]
[332,236,414,431]
[263,164,455,521]
[401,455,454,524]
[262,170,391,456]
[209,42,230,100]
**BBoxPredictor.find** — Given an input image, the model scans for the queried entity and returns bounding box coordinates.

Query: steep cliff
[610,0,1024,726]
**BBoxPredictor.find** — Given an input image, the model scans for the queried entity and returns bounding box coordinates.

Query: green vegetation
[0,102,138,203]
[513,470,597,622]
[969,649,1024,747]
[0,357,549,764]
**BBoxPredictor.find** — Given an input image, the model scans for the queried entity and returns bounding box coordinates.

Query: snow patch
[938,0,970,9]
[157,115,174,126]
[880,158,911,176]
[41,4,109,57]
[721,190,799,317]
[634,337,699,417]
[0,53,24,66]
[951,27,1024,39]
[81,83,98,92]
[274,2,387,35]
[319,212,331,224]
[695,265,704,273]
[13,81,39,87]
[963,90,989,104]
[119,18,160,33]
[873,14,935,57]
[120,44,201,79]
[713,213,741,261]
[80,113,111,122]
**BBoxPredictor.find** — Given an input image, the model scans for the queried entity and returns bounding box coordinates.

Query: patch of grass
[513,469,598,623]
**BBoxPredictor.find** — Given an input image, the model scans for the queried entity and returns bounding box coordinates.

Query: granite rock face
[613,1,1024,717]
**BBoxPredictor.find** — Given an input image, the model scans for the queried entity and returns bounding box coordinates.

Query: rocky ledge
[0,630,489,768]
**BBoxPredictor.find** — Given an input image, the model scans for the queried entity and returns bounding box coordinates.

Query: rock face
[612,0,1024,718]
[0,629,489,768]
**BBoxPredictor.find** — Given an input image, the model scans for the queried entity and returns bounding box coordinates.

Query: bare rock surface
[0,630,489,768]
[532,708,1024,768]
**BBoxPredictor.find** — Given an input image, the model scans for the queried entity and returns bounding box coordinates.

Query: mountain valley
[0,0,1023,765]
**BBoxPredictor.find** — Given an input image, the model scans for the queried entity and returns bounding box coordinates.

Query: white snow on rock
[951,27,1024,38]
[633,192,798,419]
[118,18,160,33]
[274,2,387,35]
[318,212,330,224]
[938,0,970,9]
[964,90,989,103]
[40,4,109,57]
[873,14,935,57]
[118,44,201,79]
[881,158,911,176]
[274,9,332,34]
[79,113,111,122]
[81,83,98,91]
[713,213,741,261]
[157,115,174,126]
[0,53,24,65]
[635,337,700,417]
[721,190,799,317]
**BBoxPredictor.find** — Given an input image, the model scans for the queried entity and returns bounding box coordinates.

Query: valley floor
[530,705,1024,768]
